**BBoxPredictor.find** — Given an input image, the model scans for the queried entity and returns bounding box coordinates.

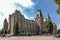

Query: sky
[0,0,60,30]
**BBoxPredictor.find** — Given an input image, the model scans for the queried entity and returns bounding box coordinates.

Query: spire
[37,8,43,17]
[46,12,50,19]
[36,0,43,17]
[4,18,7,22]
[3,18,8,30]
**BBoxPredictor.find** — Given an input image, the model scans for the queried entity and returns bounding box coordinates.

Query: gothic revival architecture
[3,18,8,31]
[53,23,57,35]
[3,8,57,35]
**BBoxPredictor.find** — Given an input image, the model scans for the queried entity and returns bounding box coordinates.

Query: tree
[0,30,3,34]
[7,30,10,34]
[54,0,60,14]
[1,29,4,34]
[13,22,19,36]
[45,18,53,34]
[57,29,60,33]
[4,30,7,34]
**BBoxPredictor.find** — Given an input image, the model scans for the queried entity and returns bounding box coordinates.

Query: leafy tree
[54,0,60,5]
[7,30,10,34]
[0,30,2,34]
[54,0,60,13]
[0,30,1,34]
[57,29,60,33]
[4,30,7,34]
[1,29,4,34]
[45,18,53,34]
[13,22,19,36]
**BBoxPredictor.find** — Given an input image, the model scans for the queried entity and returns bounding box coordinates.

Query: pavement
[0,36,60,40]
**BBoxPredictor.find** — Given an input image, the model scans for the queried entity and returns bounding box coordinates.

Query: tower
[45,12,53,34]
[53,23,57,35]
[35,8,45,35]
[45,12,50,22]
[3,18,8,31]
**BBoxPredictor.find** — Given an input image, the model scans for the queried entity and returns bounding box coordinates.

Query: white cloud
[0,12,4,16]
[14,0,34,8]
[29,17,34,20]
[0,0,34,29]
[17,8,34,20]
[0,16,5,29]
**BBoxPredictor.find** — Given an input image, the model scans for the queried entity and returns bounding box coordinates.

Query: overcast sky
[0,0,60,30]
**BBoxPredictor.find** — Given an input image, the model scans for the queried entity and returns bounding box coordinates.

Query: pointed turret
[4,18,7,22]
[37,8,43,17]
[3,18,8,31]
[45,12,51,22]
[35,8,45,35]
[46,12,50,20]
